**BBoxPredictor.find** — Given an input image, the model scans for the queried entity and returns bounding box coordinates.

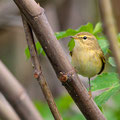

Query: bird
[70,32,105,97]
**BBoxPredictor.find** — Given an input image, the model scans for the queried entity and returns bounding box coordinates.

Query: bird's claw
[88,91,92,99]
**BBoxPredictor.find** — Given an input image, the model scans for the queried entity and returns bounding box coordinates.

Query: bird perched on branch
[70,32,105,97]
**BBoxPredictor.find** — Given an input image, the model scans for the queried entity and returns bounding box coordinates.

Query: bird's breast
[71,48,102,78]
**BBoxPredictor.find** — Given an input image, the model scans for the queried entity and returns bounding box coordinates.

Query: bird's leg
[88,78,92,98]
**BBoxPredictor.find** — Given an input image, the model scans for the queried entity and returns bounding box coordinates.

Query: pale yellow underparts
[71,40,102,78]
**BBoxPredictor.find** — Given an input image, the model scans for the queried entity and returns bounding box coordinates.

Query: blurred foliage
[91,72,119,91]
[108,57,116,67]
[103,92,120,120]
[34,94,85,120]
[35,91,120,120]
[25,22,120,119]
[94,85,120,106]
[25,41,45,59]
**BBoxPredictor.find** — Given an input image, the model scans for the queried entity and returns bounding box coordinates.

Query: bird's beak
[70,36,78,39]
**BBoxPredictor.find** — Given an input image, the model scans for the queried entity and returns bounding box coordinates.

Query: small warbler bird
[70,32,105,97]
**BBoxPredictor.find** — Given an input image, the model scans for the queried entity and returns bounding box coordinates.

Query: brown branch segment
[22,15,62,120]
[13,0,106,119]
[0,61,43,120]
[99,0,120,77]
[0,100,21,120]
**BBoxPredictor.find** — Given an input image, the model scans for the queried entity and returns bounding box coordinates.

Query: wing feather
[70,51,73,56]
[98,51,105,74]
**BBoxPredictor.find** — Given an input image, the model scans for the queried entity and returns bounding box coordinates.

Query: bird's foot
[88,91,92,99]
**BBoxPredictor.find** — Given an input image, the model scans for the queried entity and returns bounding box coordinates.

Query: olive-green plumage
[70,32,105,97]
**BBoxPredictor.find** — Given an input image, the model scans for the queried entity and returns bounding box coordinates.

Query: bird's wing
[98,51,105,74]
[69,51,73,56]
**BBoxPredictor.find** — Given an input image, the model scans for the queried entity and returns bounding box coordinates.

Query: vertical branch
[0,61,43,120]
[99,0,120,77]
[111,0,120,32]
[22,15,62,120]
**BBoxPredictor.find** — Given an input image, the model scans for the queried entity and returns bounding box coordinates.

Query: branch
[0,99,21,120]
[22,15,62,120]
[13,0,106,119]
[0,61,43,120]
[99,0,120,78]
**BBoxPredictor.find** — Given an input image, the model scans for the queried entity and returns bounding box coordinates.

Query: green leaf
[91,72,119,91]
[108,57,116,67]
[96,36,109,55]
[77,22,94,33]
[25,41,45,59]
[25,47,30,59]
[68,39,75,51]
[94,85,120,106]
[55,29,77,40]
[98,106,104,113]
[117,33,120,43]
[35,94,74,119]
[36,41,46,56]
[93,22,102,35]
[55,31,66,40]
[55,22,94,40]
[63,113,85,120]
[55,94,73,113]
[104,108,118,120]
[34,101,53,120]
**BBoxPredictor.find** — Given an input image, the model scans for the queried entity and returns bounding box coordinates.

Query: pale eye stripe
[77,35,93,38]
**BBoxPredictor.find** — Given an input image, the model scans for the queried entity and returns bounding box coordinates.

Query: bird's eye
[83,36,87,40]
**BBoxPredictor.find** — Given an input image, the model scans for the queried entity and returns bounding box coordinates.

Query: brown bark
[0,61,43,120]
[13,0,106,119]
[22,15,62,120]
[0,100,21,120]
[99,0,120,78]
[111,0,120,32]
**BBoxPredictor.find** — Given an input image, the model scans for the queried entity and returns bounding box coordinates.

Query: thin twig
[0,61,43,120]
[22,15,62,120]
[13,0,106,119]
[99,0,120,78]
[0,99,21,120]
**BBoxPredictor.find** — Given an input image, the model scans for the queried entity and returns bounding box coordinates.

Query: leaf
[96,35,109,55]
[55,94,73,113]
[104,109,118,120]
[34,101,53,120]
[25,41,45,59]
[94,85,120,106]
[55,22,94,40]
[117,33,120,43]
[93,22,102,35]
[55,29,77,40]
[63,113,85,120]
[36,41,46,56]
[25,47,30,59]
[98,106,104,113]
[77,22,94,33]
[108,57,116,67]
[91,72,119,91]
[55,31,66,40]
[68,39,75,51]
